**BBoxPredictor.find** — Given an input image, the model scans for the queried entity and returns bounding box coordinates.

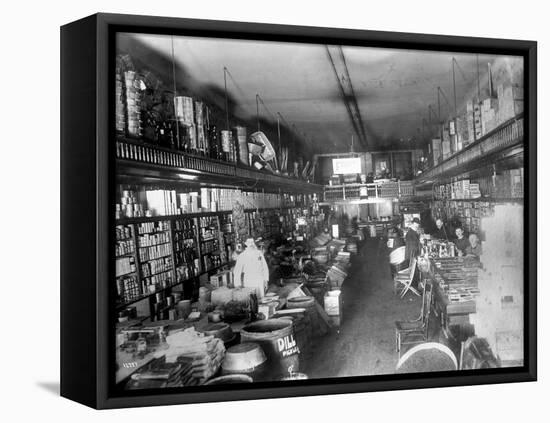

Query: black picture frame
[60,12,537,409]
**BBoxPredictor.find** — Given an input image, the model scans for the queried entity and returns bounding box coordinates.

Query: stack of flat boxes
[451,179,470,200]
[473,101,483,140]
[432,84,522,168]
[469,183,481,199]
[481,97,499,135]
[431,138,442,166]
[466,101,477,144]
[497,85,524,123]
[455,114,470,150]
[442,127,451,161]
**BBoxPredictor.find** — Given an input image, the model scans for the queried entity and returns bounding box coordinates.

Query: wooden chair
[393,257,420,298]
[395,282,433,358]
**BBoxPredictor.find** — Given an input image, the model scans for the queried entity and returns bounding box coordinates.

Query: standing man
[233,237,270,299]
[432,218,449,240]
[405,217,422,262]
[465,233,482,257]
[454,227,470,256]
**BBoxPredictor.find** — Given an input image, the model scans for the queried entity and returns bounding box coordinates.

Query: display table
[427,256,480,338]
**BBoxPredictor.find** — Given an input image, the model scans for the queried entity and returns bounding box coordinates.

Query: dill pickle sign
[277,333,300,357]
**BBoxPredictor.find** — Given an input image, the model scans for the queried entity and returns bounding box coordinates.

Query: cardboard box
[473,102,483,140]
[441,140,451,160]
[432,138,442,165]
[324,290,343,316]
[258,301,277,319]
[209,273,225,288]
[498,85,524,124]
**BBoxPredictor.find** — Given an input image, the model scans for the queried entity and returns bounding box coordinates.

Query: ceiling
[117,33,523,154]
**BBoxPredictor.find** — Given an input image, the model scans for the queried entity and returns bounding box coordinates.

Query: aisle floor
[304,239,425,378]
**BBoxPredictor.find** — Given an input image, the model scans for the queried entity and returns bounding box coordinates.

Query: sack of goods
[160,327,226,385]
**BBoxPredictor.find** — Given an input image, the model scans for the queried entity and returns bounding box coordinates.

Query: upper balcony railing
[322,180,416,203]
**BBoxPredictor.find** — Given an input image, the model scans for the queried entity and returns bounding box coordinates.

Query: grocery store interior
[114,32,525,389]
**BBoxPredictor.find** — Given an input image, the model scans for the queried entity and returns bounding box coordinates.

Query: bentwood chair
[395,281,433,358]
[393,257,420,298]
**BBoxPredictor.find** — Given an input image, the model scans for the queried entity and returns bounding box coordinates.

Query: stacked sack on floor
[125,357,195,390]
[126,327,226,389]
[164,327,226,385]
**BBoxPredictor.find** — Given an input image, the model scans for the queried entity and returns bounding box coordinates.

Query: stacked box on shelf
[469,183,481,199]
[473,101,482,140]
[442,128,451,160]
[115,224,140,305]
[497,85,524,124]
[137,220,174,295]
[481,97,499,136]
[198,215,227,271]
[115,59,127,133]
[172,217,200,283]
[145,189,178,216]
[432,138,442,166]
[457,110,475,150]
[218,213,236,259]
[449,120,459,154]
[124,71,143,137]
[465,101,476,147]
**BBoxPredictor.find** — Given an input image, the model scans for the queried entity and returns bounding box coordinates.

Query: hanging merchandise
[124,70,145,137]
[250,131,276,162]
[232,200,248,242]
[174,96,194,126]
[234,126,249,165]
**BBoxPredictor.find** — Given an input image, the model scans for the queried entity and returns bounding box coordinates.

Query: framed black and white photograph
[60,12,536,409]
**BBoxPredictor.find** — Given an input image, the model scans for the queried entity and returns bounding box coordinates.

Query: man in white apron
[233,238,269,299]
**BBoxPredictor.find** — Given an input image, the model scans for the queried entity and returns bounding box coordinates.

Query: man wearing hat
[405,217,422,262]
[233,237,270,299]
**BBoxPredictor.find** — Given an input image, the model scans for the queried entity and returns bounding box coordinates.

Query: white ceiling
[117,33,523,153]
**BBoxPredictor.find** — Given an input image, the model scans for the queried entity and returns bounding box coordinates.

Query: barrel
[241,319,300,378]
[276,310,311,359]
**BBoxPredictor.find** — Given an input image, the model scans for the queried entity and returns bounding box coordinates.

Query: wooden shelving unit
[116,136,324,195]
[113,136,322,321]
[113,206,310,316]
[415,115,524,187]
[115,224,140,306]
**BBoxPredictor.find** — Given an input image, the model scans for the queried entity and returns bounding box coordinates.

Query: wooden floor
[304,239,424,378]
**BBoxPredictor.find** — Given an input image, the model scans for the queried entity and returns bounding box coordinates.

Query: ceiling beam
[326,45,369,149]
